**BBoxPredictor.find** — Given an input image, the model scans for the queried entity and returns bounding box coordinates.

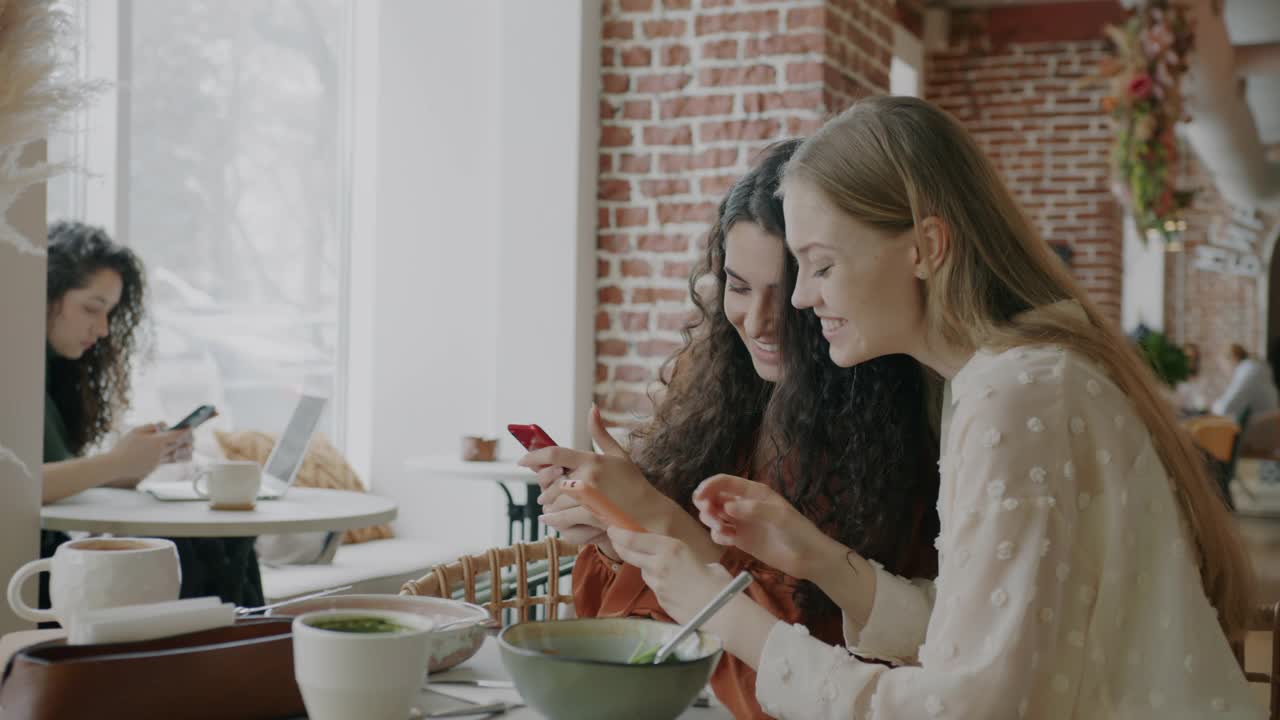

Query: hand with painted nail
[693,473,836,581]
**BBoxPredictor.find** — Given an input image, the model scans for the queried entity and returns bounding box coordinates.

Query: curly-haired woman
[41,221,263,609]
[521,141,941,719]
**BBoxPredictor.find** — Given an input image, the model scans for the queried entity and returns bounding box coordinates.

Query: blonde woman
[605,96,1261,718]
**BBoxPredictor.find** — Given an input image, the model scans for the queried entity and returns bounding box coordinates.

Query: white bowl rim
[269,594,490,628]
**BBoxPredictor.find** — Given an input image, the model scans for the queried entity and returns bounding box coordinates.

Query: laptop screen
[264,395,327,486]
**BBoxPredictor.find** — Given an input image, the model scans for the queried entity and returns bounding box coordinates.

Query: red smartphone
[507,423,558,452]
[560,478,645,533]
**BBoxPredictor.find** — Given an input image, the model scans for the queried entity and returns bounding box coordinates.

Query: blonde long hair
[787,95,1253,638]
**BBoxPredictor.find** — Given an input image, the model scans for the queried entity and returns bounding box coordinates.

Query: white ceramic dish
[268,594,490,672]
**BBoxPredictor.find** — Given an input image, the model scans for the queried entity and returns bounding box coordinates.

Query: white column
[0,141,47,633]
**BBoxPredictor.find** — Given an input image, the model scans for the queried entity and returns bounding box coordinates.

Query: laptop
[145,395,328,502]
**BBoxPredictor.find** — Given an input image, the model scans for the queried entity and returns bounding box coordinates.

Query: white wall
[1121,218,1167,333]
[0,142,47,633]
[359,1,600,550]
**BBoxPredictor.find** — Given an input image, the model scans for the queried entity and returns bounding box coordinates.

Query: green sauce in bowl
[309,616,411,634]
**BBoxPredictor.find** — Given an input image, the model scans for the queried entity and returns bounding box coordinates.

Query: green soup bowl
[498,617,722,720]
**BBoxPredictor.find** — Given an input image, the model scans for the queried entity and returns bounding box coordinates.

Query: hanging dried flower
[1098,0,1195,243]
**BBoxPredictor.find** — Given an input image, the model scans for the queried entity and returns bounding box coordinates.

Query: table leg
[496,482,520,546]
[524,483,542,542]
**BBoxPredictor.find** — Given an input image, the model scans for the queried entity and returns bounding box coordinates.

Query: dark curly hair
[628,140,940,617]
[46,221,149,455]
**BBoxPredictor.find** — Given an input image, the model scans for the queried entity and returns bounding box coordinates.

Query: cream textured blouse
[754,339,1262,718]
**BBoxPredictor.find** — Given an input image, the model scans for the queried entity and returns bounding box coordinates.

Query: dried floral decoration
[1099,0,1195,242]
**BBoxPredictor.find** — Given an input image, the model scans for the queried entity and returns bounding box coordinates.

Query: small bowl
[268,594,490,672]
[499,617,722,720]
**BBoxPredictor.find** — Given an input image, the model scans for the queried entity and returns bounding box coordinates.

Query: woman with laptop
[40,221,263,608]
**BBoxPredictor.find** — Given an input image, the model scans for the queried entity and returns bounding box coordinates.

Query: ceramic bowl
[268,594,490,672]
[499,617,722,720]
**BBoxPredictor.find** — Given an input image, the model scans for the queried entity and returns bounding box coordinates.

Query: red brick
[640,178,691,197]
[657,201,717,224]
[599,154,613,173]
[786,62,823,84]
[658,148,738,173]
[602,73,630,94]
[600,125,634,148]
[621,259,652,277]
[662,261,695,279]
[598,286,624,304]
[786,6,823,30]
[603,21,634,40]
[621,46,653,67]
[698,119,782,143]
[638,234,689,252]
[663,0,691,8]
[596,310,611,331]
[660,94,735,119]
[598,207,610,229]
[597,339,629,357]
[618,153,652,173]
[600,99,617,121]
[619,0,653,11]
[602,46,615,67]
[699,65,777,87]
[661,44,691,66]
[598,179,631,201]
[615,365,652,383]
[643,125,694,146]
[620,311,650,330]
[741,89,823,113]
[636,73,693,93]
[599,234,630,253]
[597,258,610,278]
[631,287,688,303]
[658,311,694,331]
[605,391,651,413]
[744,33,823,58]
[702,39,738,59]
[623,100,652,120]
[695,11,779,35]
[638,339,682,357]
[595,363,609,383]
[643,19,687,38]
[616,207,650,227]
[699,175,738,196]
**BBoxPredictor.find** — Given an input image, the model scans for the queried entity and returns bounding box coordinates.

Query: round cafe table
[41,487,398,538]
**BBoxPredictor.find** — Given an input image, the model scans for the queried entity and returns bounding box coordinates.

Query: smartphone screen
[171,404,217,431]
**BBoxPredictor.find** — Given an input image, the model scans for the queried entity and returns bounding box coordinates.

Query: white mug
[7,537,181,628]
[293,610,434,720]
[193,460,262,510]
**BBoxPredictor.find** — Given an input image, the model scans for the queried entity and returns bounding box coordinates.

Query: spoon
[234,584,353,617]
[652,571,753,664]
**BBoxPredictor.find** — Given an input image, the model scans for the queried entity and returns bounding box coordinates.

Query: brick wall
[925,2,1127,326]
[595,0,894,423]
[1163,153,1279,397]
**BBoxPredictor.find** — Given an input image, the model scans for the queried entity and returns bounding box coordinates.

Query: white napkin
[68,596,235,645]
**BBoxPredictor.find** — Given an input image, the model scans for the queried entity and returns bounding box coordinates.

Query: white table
[0,630,732,719]
[41,487,397,538]
[405,457,543,544]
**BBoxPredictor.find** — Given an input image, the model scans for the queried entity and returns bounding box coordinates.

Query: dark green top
[43,346,73,463]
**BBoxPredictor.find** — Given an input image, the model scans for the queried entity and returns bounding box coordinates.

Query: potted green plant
[1134,329,1190,387]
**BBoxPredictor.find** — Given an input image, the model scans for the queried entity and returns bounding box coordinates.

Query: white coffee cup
[7,537,181,628]
[193,460,262,510]
[293,610,434,720]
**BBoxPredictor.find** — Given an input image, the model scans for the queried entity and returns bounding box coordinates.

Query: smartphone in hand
[170,404,217,431]
[507,423,558,452]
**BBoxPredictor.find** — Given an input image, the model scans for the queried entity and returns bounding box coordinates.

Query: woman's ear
[911,217,950,280]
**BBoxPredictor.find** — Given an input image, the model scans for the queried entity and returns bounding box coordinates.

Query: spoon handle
[654,571,753,664]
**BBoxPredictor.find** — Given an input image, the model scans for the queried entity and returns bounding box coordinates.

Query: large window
[52,0,352,440]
